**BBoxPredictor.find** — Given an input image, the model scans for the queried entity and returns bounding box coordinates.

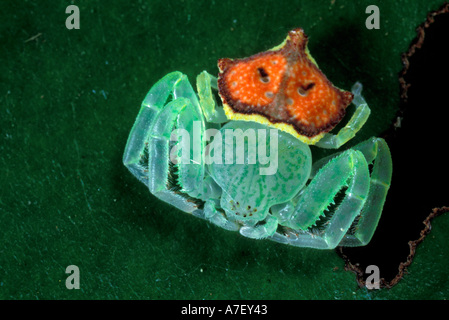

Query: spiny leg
[146,98,205,212]
[338,137,392,246]
[123,72,211,213]
[305,137,392,247]
[272,149,370,249]
[123,72,200,183]
[314,82,371,149]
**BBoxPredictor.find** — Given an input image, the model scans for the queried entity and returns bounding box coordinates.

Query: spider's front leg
[123,72,220,214]
[271,137,392,249]
[337,137,392,246]
[272,149,371,249]
[307,137,392,247]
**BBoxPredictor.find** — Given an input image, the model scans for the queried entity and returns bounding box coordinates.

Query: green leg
[200,198,279,239]
[239,214,279,239]
[146,98,204,213]
[277,149,370,249]
[124,72,202,181]
[202,199,240,231]
[338,137,392,246]
[196,71,228,123]
[314,82,371,149]
[123,72,208,213]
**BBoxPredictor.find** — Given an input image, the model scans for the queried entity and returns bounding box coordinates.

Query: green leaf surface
[1,0,447,299]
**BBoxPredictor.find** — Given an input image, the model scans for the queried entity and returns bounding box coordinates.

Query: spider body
[123,28,392,249]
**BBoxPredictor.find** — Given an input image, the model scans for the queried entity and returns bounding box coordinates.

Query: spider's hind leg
[196,71,228,123]
[314,82,371,149]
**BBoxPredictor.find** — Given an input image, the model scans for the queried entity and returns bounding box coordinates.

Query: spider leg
[123,72,188,183]
[314,82,371,149]
[271,149,370,249]
[123,72,219,213]
[196,71,228,123]
[239,214,279,239]
[338,137,392,246]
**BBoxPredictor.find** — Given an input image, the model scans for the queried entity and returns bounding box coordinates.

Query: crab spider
[123,29,392,249]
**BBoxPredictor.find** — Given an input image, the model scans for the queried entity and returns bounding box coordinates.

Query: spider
[123,28,392,249]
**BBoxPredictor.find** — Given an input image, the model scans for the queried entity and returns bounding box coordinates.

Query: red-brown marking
[218,28,353,138]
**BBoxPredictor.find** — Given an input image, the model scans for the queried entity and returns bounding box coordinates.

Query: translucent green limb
[277,149,370,249]
[338,137,392,246]
[123,72,207,213]
[200,199,279,238]
[202,199,240,231]
[123,71,199,183]
[196,71,228,123]
[314,82,371,149]
[298,137,393,247]
[239,214,279,239]
[146,98,203,213]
